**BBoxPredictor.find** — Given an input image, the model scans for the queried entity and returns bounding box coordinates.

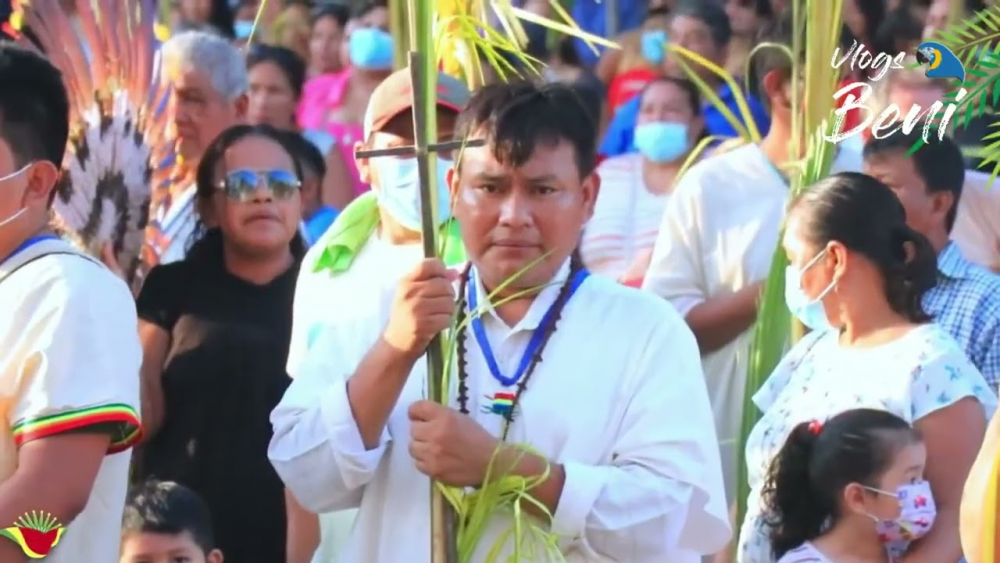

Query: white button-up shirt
[269,260,730,562]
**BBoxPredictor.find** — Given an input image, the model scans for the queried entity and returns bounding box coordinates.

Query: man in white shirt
[0,44,142,562]
[148,31,247,265]
[286,68,470,563]
[269,81,730,563]
[642,15,861,503]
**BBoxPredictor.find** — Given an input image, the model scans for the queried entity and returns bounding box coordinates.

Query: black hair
[863,128,965,232]
[247,43,307,98]
[750,10,856,103]
[762,409,920,559]
[847,0,887,53]
[187,124,307,261]
[206,0,236,39]
[671,0,732,46]
[789,172,939,323]
[353,0,387,21]
[638,76,701,115]
[554,35,581,68]
[122,480,216,554]
[455,80,597,178]
[0,43,69,169]
[875,6,923,55]
[311,2,350,28]
[281,131,327,180]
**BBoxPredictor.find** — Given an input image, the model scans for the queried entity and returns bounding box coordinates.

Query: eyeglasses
[217,169,301,202]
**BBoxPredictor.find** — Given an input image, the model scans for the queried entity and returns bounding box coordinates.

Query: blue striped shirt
[924,242,1000,391]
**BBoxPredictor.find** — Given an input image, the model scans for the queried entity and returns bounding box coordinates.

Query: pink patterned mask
[865,480,936,560]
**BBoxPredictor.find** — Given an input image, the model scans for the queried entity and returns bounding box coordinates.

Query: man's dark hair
[863,128,966,232]
[749,10,855,103]
[122,480,216,554]
[671,0,732,47]
[311,2,350,27]
[0,44,69,168]
[282,131,327,180]
[455,81,597,177]
[875,6,922,55]
[353,0,387,20]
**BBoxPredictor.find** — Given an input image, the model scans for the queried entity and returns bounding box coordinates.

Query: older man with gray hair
[150,30,248,265]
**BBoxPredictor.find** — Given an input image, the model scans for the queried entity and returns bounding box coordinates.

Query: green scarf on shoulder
[311,191,466,275]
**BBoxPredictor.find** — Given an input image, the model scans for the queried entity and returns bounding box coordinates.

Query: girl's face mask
[864,480,937,559]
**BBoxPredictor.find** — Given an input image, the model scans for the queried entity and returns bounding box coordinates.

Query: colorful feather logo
[0,512,65,559]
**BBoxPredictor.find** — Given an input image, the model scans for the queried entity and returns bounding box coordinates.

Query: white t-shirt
[0,238,142,562]
[775,543,834,563]
[581,153,670,279]
[737,324,997,563]
[289,233,425,563]
[642,143,863,503]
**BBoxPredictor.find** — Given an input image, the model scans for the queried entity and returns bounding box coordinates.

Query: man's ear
[234,93,249,120]
[930,189,956,231]
[581,170,600,224]
[207,548,224,563]
[27,161,60,207]
[763,70,790,110]
[446,165,458,210]
[355,140,372,185]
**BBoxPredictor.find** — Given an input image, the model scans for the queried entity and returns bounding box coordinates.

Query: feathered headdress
[11,0,175,284]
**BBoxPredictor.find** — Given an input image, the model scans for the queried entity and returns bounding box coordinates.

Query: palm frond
[734,0,845,536]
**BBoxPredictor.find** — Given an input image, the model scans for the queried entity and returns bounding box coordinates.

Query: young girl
[762,409,936,563]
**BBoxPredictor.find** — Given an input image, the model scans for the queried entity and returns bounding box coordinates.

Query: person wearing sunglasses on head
[134,124,317,563]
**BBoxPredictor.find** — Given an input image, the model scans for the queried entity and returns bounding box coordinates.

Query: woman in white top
[737,172,997,563]
[581,77,704,283]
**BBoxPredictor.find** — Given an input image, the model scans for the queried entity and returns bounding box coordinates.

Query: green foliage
[907,7,1000,185]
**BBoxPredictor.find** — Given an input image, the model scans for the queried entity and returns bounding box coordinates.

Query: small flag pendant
[485,392,516,416]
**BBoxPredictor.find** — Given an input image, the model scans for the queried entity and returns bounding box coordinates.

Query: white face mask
[0,164,31,230]
[372,156,453,232]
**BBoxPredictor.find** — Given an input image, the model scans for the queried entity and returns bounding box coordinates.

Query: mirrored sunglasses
[218,169,301,202]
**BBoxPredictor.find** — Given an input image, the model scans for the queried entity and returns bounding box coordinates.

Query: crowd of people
[0,0,999,562]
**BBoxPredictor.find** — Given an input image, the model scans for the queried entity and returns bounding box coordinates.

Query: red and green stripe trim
[12,403,142,454]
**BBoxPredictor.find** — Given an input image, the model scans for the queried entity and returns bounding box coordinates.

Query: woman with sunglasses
[134,124,311,563]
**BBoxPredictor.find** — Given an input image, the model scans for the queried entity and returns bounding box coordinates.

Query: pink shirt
[297,70,368,197]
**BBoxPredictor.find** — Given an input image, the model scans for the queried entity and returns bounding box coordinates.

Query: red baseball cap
[362,68,470,139]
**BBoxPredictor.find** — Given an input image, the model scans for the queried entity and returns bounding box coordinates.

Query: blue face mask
[234,20,255,40]
[784,248,837,333]
[371,156,453,232]
[633,121,689,163]
[349,27,394,71]
[641,30,667,64]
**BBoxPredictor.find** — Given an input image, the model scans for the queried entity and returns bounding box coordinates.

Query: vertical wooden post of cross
[353,51,484,563]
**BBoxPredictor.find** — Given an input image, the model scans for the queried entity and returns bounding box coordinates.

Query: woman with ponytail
[764,409,929,562]
[737,172,997,563]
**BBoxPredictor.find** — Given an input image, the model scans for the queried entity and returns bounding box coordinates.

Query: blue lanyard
[467,267,590,387]
[1,235,59,268]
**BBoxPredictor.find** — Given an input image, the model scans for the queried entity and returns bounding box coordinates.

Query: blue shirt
[302,206,340,248]
[923,242,1000,391]
[599,83,772,157]
[571,0,646,67]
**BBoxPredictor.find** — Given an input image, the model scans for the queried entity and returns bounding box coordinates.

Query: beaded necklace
[454,257,584,441]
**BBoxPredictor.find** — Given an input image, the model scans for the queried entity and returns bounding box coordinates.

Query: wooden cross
[353,51,483,563]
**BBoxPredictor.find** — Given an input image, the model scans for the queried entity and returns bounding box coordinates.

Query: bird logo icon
[0,512,65,559]
[915,41,966,82]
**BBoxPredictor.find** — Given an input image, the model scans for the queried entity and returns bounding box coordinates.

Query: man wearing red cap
[282,67,469,562]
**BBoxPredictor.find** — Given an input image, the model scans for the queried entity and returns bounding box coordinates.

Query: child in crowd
[120,480,224,563]
[761,409,935,563]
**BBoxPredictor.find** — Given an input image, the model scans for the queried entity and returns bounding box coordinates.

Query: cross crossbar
[355,139,485,159]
